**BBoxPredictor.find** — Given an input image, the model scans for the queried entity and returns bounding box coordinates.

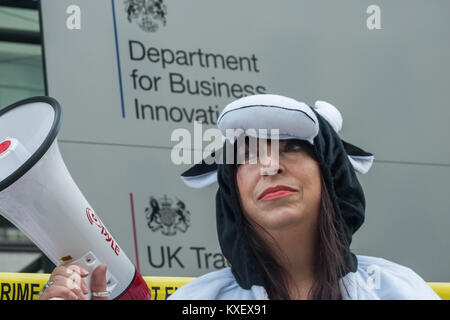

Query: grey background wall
[0,7,43,107]
[0,1,449,281]
[0,6,43,271]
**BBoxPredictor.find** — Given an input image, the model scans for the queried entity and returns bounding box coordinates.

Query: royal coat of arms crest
[124,0,168,32]
[145,195,191,236]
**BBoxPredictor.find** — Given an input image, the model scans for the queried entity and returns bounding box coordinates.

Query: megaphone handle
[67,251,118,300]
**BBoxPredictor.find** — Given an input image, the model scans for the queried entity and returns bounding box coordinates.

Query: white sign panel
[40,0,450,280]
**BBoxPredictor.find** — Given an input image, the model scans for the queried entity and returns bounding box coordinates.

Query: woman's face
[236,138,322,232]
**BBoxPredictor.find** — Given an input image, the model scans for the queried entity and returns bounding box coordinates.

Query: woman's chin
[259,207,306,230]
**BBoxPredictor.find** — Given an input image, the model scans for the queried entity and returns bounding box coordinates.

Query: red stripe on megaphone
[117,269,151,300]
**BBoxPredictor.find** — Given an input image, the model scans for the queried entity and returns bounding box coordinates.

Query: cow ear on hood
[313,100,374,174]
[180,152,218,188]
[342,140,374,174]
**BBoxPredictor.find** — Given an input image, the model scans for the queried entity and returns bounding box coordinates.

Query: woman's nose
[260,165,282,176]
[260,153,282,176]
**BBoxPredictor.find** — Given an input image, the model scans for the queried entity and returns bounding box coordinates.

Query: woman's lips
[258,185,298,201]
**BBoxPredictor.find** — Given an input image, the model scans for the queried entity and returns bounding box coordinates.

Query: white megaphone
[0,97,150,300]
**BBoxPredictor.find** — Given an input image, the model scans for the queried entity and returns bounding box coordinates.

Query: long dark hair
[240,140,351,300]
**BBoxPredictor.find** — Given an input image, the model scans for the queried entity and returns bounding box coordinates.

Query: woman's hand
[39,264,108,300]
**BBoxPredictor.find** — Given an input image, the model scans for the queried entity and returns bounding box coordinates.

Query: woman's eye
[284,141,303,152]
[238,144,258,163]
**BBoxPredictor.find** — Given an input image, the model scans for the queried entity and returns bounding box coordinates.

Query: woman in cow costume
[169,94,440,300]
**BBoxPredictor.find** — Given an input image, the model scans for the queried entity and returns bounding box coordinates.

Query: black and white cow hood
[180,94,374,290]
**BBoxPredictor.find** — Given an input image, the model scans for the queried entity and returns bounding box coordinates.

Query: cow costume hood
[180,94,374,290]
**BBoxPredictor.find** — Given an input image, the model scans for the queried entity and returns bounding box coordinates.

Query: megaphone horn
[0,97,150,300]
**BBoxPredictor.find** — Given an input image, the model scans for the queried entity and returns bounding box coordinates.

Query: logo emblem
[86,208,121,256]
[145,195,191,236]
[124,0,168,32]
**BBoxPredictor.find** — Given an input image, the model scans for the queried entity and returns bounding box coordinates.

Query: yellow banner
[0,273,194,300]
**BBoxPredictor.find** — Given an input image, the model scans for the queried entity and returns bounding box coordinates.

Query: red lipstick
[258,185,298,201]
